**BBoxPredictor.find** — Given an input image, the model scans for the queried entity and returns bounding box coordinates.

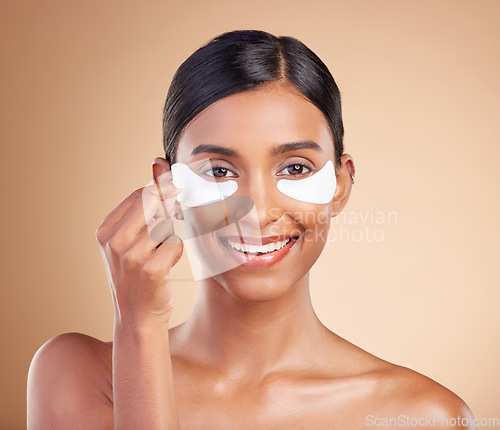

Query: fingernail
[164,234,181,244]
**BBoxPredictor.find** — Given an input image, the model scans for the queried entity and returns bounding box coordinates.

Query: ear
[152,157,184,220]
[330,154,355,218]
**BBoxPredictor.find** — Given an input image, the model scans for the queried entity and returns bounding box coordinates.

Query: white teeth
[227,238,292,254]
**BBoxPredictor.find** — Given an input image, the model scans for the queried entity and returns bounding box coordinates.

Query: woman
[27,30,476,429]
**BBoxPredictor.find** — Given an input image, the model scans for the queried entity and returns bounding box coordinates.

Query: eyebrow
[271,140,323,156]
[191,141,323,158]
[191,144,239,158]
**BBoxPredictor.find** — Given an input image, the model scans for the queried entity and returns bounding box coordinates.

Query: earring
[350,174,355,184]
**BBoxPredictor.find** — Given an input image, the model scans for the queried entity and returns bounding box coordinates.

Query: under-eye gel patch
[170,159,336,207]
[277,160,336,204]
[171,163,238,207]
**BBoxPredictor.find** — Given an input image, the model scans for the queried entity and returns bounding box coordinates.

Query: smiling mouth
[218,235,299,256]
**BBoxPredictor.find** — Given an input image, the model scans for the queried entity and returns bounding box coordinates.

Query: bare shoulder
[318,333,476,429]
[364,362,476,429]
[27,332,113,430]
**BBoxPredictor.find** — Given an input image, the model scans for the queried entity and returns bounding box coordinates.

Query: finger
[111,191,164,245]
[98,173,181,246]
[144,174,183,214]
[109,179,178,244]
[97,188,143,239]
[152,170,183,217]
[122,216,179,264]
[151,219,175,243]
[144,216,176,252]
[150,186,182,220]
[153,169,182,197]
[147,234,184,272]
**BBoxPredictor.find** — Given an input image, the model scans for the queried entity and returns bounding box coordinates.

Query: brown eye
[279,163,312,176]
[213,167,228,177]
[289,164,304,174]
[205,166,236,178]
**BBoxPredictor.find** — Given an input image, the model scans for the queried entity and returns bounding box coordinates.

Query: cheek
[301,208,331,249]
[278,204,332,249]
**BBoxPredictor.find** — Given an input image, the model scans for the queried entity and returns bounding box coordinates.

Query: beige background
[1,0,499,429]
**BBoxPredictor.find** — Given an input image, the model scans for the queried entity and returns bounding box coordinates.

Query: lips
[227,237,292,254]
[222,234,295,246]
[218,234,299,269]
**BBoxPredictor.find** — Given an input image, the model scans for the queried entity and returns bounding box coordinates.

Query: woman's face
[174,82,352,301]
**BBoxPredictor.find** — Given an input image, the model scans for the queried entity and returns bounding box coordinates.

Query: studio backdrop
[1,1,499,429]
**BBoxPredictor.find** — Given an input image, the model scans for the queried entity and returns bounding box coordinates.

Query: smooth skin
[27,82,476,429]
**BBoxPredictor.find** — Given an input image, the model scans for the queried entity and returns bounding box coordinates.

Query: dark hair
[162,30,344,167]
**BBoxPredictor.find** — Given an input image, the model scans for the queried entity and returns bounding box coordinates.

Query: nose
[238,172,283,232]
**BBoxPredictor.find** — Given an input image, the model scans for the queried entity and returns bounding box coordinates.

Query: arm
[112,318,179,430]
[97,178,183,430]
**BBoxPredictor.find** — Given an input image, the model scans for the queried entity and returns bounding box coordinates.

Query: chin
[211,268,309,303]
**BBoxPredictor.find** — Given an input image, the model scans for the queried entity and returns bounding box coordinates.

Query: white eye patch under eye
[170,163,238,207]
[277,160,336,204]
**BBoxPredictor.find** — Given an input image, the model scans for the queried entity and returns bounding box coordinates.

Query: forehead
[176,83,334,161]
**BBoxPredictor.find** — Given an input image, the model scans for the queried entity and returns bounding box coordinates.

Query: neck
[174,272,331,384]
